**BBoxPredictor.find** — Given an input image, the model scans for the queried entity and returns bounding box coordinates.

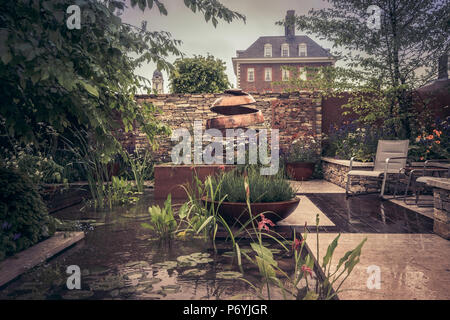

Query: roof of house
[235,35,332,59]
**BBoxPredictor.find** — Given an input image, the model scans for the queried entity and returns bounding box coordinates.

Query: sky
[120,0,332,93]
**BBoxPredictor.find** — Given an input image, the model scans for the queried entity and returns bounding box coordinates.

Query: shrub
[323,123,395,162]
[0,167,55,261]
[212,166,295,203]
[284,139,321,163]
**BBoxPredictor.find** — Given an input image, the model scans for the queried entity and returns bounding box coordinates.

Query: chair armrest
[424,159,450,169]
[349,156,355,172]
[385,157,408,174]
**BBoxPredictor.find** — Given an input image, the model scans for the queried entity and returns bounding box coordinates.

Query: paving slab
[277,195,335,227]
[386,196,434,219]
[0,232,85,287]
[290,180,346,194]
[306,233,450,300]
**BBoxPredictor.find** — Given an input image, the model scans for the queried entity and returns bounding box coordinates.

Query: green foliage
[284,139,321,163]
[0,167,55,261]
[141,194,177,240]
[123,149,154,193]
[212,167,295,203]
[0,0,176,148]
[277,0,449,138]
[109,176,139,206]
[169,54,230,93]
[409,117,450,161]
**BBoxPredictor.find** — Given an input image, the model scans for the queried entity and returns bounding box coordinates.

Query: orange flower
[435,140,440,144]
[420,156,424,160]
[427,135,434,140]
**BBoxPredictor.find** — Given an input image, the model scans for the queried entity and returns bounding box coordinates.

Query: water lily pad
[160,284,181,294]
[190,252,210,259]
[182,269,207,277]
[177,255,198,267]
[152,261,178,270]
[89,275,125,291]
[139,277,162,285]
[216,271,243,280]
[120,286,137,296]
[87,265,110,275]
[197,257,214,264]
[124,271,144,280]
[125,261,150,268]
[62,290,94,300]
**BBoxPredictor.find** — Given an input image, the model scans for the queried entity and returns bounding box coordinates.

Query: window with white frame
[247,68,255,82]
[264,44,272,57]
[281,43,289,57]
[282,67,289,81]
[264,68,272,81]
[299,67,307,80]
[298,43,307,57]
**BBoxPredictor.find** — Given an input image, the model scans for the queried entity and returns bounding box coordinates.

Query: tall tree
[279,0,449,137]
[169,54,230,93]
[0,0,245,150]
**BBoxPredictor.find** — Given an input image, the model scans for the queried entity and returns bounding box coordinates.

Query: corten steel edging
[206,110,265,129]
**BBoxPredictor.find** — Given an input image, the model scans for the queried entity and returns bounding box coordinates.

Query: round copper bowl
[206,110,264,129]
[210,89,257,115]
[202,197,300,225]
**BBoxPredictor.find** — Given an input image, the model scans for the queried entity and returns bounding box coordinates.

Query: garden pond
[0,191,307,300]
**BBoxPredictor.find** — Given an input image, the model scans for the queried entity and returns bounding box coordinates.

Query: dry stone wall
[122,92,322,163]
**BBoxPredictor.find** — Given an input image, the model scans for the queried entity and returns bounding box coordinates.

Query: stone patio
[284,179,450,300]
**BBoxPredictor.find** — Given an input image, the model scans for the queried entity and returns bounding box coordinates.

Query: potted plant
[284,139,321,181]
[204,166,299,225]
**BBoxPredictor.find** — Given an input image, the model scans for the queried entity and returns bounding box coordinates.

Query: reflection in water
[0,191,294,300]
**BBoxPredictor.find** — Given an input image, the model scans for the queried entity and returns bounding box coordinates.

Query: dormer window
[298,43,307,57]
[264,44,272,57]
[281,43,289,57]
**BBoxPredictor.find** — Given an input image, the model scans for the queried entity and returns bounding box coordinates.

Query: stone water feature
[154,89,267,199]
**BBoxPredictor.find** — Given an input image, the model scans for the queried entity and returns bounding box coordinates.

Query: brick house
[232,10,336,93]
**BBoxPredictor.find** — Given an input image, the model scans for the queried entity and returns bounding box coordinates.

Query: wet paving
[304,194,434,234]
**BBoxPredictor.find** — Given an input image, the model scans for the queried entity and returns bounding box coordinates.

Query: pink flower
[292,238,303,251]
[257,214,275,231]
[301,265,313,278]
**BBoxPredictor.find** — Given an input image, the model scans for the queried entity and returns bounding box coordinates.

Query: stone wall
[123,92,322,163]
[321,157,379,193]
[433,188,450,239]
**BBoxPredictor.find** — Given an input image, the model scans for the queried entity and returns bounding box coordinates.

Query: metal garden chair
[345,140,410,198]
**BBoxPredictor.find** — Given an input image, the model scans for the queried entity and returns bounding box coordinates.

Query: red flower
[292,238,303,251]
[301,265,313,278]
[257,214,275,231]
[218,165,225,171]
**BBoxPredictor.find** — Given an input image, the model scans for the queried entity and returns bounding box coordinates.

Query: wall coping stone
[321,157,374,168]
[427,178,450,191]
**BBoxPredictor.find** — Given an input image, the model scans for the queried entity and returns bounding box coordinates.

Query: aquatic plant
[122,149,154,193]
[211,166,295,203]
[142,194,177,240]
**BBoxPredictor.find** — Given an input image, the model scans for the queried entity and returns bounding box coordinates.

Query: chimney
[285,10,295,39]
[438,54,448,80]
